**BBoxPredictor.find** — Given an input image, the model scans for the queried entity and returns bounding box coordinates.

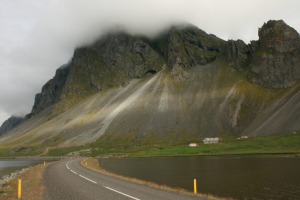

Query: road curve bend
[44,159,205,200]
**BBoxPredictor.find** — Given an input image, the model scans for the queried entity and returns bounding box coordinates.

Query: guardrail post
[18,179,22,199]
[194,179,197,194]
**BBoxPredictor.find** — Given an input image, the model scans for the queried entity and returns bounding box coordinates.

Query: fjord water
[0,160,44,178]
[100,156,300,200]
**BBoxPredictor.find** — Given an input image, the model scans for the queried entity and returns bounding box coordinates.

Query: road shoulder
[0,162,52,200]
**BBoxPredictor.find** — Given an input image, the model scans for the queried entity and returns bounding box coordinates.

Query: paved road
[44,159,206,200]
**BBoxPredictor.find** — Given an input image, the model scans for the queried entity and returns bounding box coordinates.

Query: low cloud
[0,0,299,124]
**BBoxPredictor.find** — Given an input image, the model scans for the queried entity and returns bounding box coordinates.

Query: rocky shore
[0,163,47,199]
[0,167,30,186]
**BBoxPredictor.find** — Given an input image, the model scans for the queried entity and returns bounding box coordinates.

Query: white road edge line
[70,170,77,174]
[105,186,140,200]
[79,175,97,184]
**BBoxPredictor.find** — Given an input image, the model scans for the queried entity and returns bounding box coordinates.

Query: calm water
[100,156,300,200]
[0,159,45,178]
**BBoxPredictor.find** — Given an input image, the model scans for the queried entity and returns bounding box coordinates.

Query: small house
[203,137,220,144]
[189,143,198,147]
[237,136,249,140]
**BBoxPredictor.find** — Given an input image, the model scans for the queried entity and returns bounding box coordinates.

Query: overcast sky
[0,0,299,125]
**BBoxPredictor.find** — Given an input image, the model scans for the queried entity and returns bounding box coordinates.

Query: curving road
[44,159,206,200]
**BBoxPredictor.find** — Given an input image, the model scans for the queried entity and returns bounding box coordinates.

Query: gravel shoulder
[0,162,53,200]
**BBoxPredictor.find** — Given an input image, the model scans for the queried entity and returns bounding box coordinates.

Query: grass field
[1,133,299,158]
[43,133,300,158]
[126,134,300,157]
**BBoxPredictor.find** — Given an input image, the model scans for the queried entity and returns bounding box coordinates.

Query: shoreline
[98,151,300,159]
[0,151,298,161]
[0,167,30,188]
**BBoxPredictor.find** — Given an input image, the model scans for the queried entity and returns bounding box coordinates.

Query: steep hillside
[243,83,300,135]
[1,20,300,150]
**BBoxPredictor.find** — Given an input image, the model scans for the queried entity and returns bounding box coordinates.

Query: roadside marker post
[44,161,46,166]
[18,179,22,199]
[194,179,197,194]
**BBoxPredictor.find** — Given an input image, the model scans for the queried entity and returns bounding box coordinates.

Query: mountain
[0,20,300,149]
[0,116,23,136]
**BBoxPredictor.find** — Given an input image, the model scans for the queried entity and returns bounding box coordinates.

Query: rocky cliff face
[227,39,254,69]
[30,64,71,116]
[227,20,300,88]
[0,116,23,135]
[61,32,165,97]
[249,20,300,88]
[62,25,226,98]
[29,24,226,117]
[167,25,226,67]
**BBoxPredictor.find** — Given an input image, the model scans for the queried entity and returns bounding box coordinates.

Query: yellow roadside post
[44,161,46,166]
[18,179,22,199]
[194,179,197,194]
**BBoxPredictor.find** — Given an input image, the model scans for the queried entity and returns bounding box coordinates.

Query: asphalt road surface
[44,159,206,200]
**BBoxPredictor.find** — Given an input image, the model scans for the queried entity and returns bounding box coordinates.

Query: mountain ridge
[1,20,300,148]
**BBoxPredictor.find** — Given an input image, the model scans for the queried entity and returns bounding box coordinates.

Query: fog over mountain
[0,0,300,125]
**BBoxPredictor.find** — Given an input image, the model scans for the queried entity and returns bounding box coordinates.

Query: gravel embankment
[0,163,50,200]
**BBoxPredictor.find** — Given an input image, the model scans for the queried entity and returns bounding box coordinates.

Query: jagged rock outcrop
[167,24,226,67]
[249,20,300,88]
[227,39,255,69]
[171,58,188,82]
[29,64,71,116]
[0,116,23,135]
[227,20,300,88]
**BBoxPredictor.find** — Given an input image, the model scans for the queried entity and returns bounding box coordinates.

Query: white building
[189,143,198,147]
[237,136,248,140]
[203,137,220,144]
